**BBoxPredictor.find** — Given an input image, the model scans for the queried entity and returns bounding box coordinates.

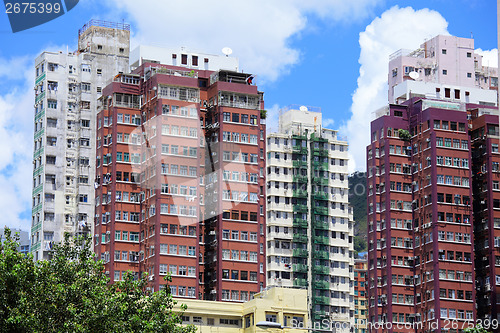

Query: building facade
[94,61,267,301]
[354,258,368,333]
[388,35,498,106]
[470,106,500,321]
[31,20,130,260]
[0,228,30,255]
[367,98,480,331]
[175,287,308,333]
[266,106,355,329]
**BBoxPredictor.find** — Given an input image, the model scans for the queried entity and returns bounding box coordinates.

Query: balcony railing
[293,234,308,243]
[292,264,308,273]
[293,204,308,213]
[293,189,308,198]
[312,177,329,185]
[313,280,330,289]
[292,248,308,258]
[313,296,330,305]
[313,220,329,230]
[313,250,329,260]
[293,278,308,287]
[292,218,308,228]
[293,175,308,183]
[313,192,329,201]
[293,160,308,168]
[313,207,329,216]
[313,236,330,245]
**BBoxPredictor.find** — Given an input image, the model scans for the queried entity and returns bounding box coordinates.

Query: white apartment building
[266,106,355,330]
[31,20,130,260]
[389,35,498,105]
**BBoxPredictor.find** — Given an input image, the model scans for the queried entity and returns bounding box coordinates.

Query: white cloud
[342,6,449,171]
[106,0,383,83]
[265,104,281,133]
[322,118,335,128]
[475,48,498,68]
[0,44,72,232]
[0,56,35,231]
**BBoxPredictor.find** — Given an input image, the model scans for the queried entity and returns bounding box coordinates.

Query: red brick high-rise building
[367,98,478,331]
[94,60,267,302]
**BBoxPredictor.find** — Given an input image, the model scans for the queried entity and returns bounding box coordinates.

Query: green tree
[0,229,195,333]
[464,325,492,333]
[353,236,367,257]
[0,228,36,332]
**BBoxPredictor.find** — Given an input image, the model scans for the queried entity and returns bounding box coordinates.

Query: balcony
[313,236,330,245]
[313,250,329,260]
[313,192,328,201]
[293,278,308,287]
[293,204,308,214]
[293,189,308,198]
[293,175,308,183]
[293,160,308,168]
[313,220,329,230]
[313,280,330,290]
[292,145,308,154]
[312,161,329,170]
[292,134,308,140]
[292,218,308,228]
[313,296,330,305]
[292,248,308,258]
[312,177,329,186]
[292,264,308,273]
[293,233,308,243]
[313,265,330,275]
[313,207,329,216]
[313,149,329,157]
[312,311,328,319]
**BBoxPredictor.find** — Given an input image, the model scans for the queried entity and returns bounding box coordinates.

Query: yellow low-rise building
[174,287,308,333]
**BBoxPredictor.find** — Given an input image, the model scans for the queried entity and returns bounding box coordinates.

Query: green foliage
[260,109,267,119]
[0,229,195,333]
[465,325,491,333]
[398,129,411,141]
[348,172,368,257]
[354,236,367,255]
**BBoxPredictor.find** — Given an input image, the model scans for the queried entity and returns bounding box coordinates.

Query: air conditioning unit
[325,312,330,316]
[148,275,154,281]
[210,290,217,294]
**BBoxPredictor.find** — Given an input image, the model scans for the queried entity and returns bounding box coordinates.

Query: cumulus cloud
[0,55,36,231]
[106,0,382,83]
[265,104,281,133]
[322,118,335,128]
[342,6,449,171]
[475,48,498,68]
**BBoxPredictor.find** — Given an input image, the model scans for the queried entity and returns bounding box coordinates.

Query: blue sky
[0,0,497,231]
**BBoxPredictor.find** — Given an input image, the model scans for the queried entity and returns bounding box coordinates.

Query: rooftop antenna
[222,47,233,57]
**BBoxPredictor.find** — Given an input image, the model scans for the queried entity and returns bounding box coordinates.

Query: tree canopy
[0,228,195,333]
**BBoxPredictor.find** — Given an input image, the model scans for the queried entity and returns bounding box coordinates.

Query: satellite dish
[409,71,420,80]
[222,47,233,57]
[299,106,308,112]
